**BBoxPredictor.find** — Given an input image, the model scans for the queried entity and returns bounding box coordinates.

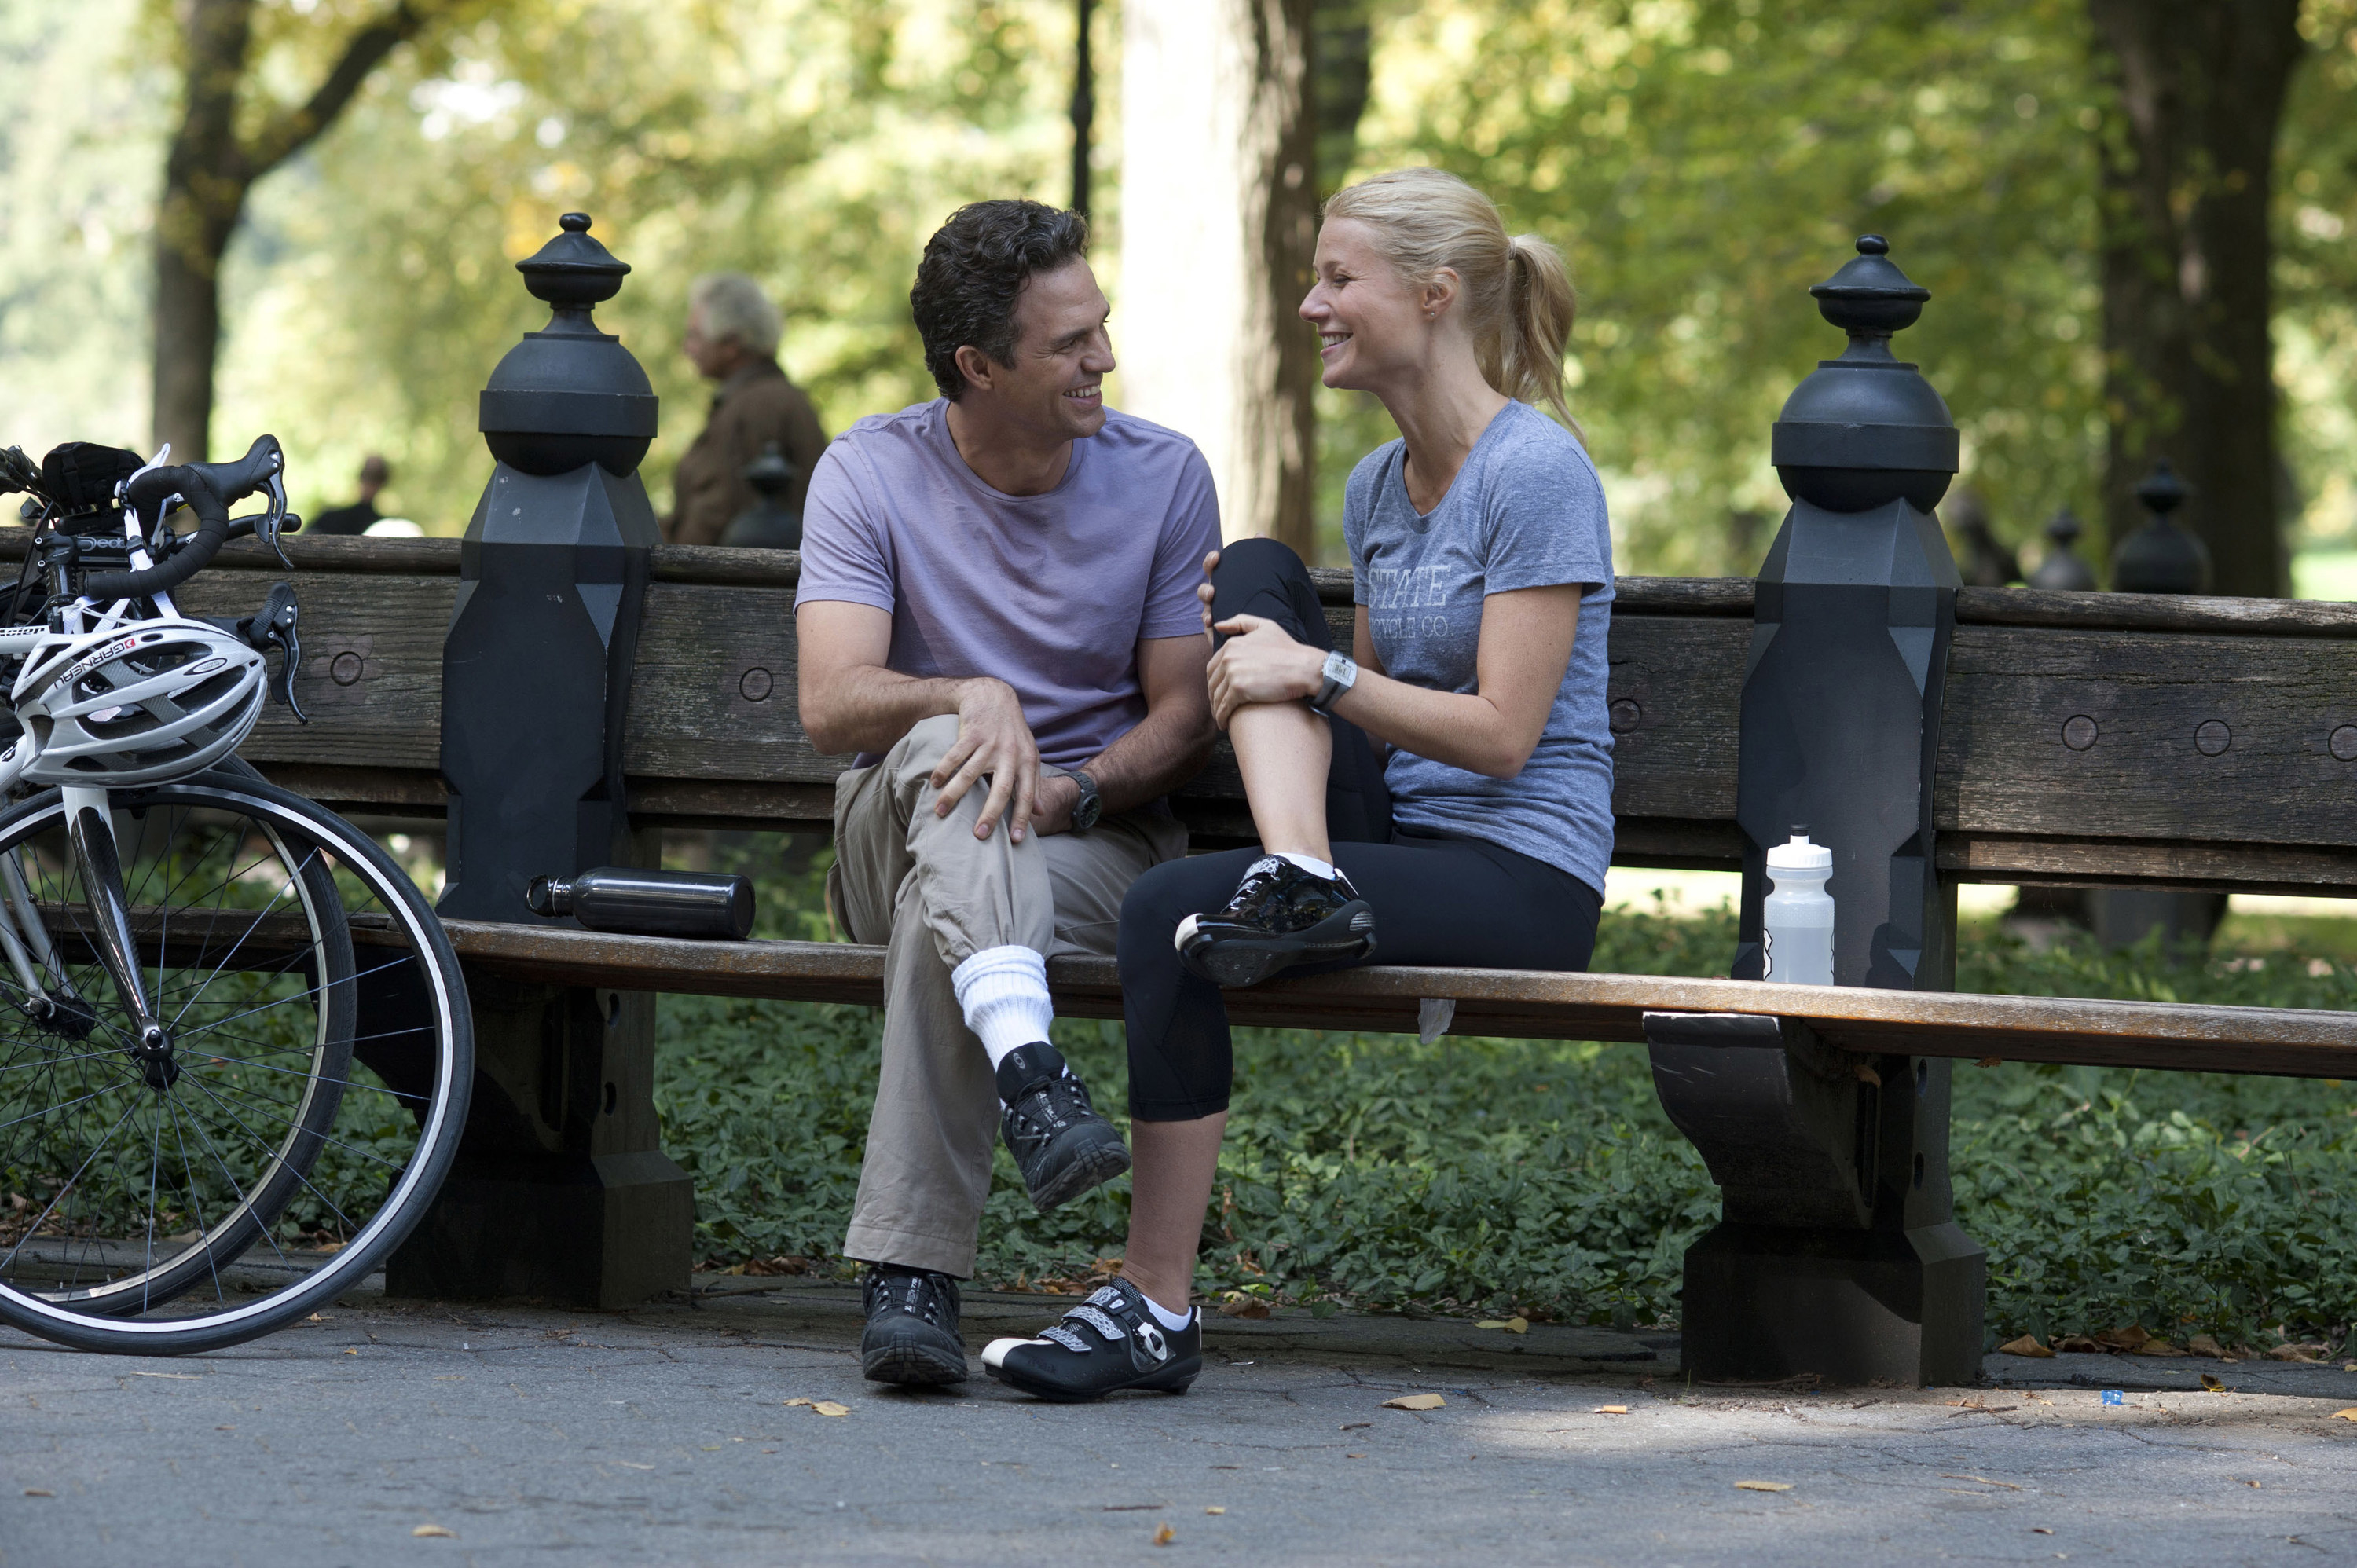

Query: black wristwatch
[1068,769,1102,832]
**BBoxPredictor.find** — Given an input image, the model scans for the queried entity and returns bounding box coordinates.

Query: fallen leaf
[2200,1375,2227,1394]
[2033,1527,2054,1535]
[305,1313,324,1324]
[2332,1409,2357,1421]
[784,1398,813,1407]
[1382,1394,1446,1411]
[813,1401,850,1417]
[1595,1405,1630,1416]
[701,1445,723,1452]
[1853,1063,1881,1086]
[1475,1319,1513,1330]
[1340,1422,1372,1431]
[2269,1343,2327,1363]
[1152,1524,1176,1546]
[1218,1297,1270,1319]
[2095,1324,2151,1351]
[1997,1334,2055,1358]
[1346,1452,1365,1458]
[1204,1507,1225,1515]
[1975,1056,2003,1068]
[2135,1339,2189,1358]
[412,1525,456,1538]
[2054,1334,2102,1354]
[22,1489,53,1497]
[1734,1480,1792,1493]
[343,1348,358,1356]
[2187,1335,2227,1357]
[1505,1315,1529,1335]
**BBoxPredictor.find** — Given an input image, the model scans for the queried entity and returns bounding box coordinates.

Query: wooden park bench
[99,524,2355,1386]
[54,222,2343,1386]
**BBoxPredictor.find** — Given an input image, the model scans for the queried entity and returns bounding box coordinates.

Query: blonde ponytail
[1322,167,1582,439]
[1503,235,1577,432]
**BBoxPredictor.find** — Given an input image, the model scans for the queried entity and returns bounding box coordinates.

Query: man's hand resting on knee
[930,676,1043,842]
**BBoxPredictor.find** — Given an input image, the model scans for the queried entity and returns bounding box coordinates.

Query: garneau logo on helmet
[59,636,145,691]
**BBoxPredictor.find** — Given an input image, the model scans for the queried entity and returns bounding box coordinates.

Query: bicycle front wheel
[0,773,471,1354]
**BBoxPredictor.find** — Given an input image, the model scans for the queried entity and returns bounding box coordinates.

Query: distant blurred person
[310,454,390,536]
[668,273,829,546]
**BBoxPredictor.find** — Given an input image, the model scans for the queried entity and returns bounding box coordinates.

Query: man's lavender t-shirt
[794,399,1221,769]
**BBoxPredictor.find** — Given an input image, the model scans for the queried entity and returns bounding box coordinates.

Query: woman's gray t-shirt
[1343,401,1615,893]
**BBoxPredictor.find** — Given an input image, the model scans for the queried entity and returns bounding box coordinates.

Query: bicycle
[0,435,472,1355]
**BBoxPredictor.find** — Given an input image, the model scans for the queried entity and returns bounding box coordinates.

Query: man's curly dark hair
[911,200,1092,401]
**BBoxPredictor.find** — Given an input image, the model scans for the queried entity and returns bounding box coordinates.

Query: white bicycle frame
[0,445,229,1043]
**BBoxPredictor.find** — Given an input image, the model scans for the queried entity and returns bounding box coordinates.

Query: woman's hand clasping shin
[1205,614,1326,729]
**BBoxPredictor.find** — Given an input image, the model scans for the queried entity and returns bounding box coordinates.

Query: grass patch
[654,852,2357,1348]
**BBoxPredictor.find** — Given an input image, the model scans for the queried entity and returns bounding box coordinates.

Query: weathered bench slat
[431,919,2357,1079]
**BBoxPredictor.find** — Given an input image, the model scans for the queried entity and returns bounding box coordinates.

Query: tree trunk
[2088,0,2304,598]
[1120,0,1318,557]
[154,0,259,463]
[152,0,430,461]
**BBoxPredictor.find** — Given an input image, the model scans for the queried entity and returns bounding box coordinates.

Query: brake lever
[255,471,293,568]
[237,581,306,724]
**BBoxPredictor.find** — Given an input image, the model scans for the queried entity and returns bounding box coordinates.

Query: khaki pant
[828,714,1187,1276]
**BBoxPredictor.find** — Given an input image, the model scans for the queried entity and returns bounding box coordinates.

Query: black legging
[1117,537,1604,1122]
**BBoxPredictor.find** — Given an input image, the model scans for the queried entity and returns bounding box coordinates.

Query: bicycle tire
[0,773,471,1354]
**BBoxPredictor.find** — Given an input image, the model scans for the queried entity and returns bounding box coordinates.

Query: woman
[984,168,1615,1399]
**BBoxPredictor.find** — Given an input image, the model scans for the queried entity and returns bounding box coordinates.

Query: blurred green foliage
[12,0,2357,574]
[653,851,2357,1346]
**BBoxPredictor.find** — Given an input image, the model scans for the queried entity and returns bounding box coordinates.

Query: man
[309,454,390,536]
[794,200,1219,1387]
[665,273,830,545]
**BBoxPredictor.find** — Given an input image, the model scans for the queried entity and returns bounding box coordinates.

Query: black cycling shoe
[998,1042,1131,1213]
[981,1281,1202,1402]
[860,1263,968,1386]
[1175,855,1376,987]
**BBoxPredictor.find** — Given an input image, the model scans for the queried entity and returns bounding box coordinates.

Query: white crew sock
[1138,1289,1196,1330]
[1274,852,1337,881]
[951,945,1054,1072]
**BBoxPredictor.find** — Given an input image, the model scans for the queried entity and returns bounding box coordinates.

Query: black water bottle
[526,866,756,941]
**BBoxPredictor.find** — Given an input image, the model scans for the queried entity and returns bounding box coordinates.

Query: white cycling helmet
[11,618,266,786]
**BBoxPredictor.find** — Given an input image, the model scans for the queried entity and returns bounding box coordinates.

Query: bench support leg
[387,973,692,1308]
[1647,1013,1984,1385]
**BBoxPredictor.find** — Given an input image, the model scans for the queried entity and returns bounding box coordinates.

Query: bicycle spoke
[181,1072,360,1240]
[2,1093,144,1273]
[164,1092,226,1306]
[182,1072,407,1171]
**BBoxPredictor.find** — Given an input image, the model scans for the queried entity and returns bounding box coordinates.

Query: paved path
[8,1280,2357,1566]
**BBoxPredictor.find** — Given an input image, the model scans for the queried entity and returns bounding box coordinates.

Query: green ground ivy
[654,894,2357,1344]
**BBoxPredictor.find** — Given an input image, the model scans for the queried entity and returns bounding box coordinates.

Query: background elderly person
[665,272,830,545]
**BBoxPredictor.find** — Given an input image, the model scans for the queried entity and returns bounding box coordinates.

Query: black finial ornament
[2112,459,2211,594]
[478,211,658,477]
[1770,236,1959,514]
[2027,508,2098,591]
[515,212,632,317]
[720,441,804,550]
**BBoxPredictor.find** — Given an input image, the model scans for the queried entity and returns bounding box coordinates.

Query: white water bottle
[1763,827,1835,985]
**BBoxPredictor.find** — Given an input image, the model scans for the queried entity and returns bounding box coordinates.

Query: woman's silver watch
[1309,650,1358,719]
